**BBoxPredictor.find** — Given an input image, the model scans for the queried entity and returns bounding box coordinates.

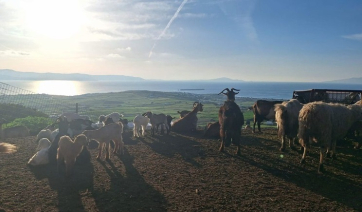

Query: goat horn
[218,88,230,95]
[231,88,240,92]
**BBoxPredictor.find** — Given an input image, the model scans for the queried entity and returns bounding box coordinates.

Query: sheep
[177,110,191,118]
[36,138,51,151]
[218,88,244,155]
[298,102,362,173]
[252,99,283,133]
[36,129,52,142]
[48,116,70,164]
[82,122,124,160]
[156,115,174,134]
[274,99,303,151]
[57,134,88,177]
[100,112,124,123]
[28,147,50,166]
[0,142,17,153]
[69,118,94,136]
[143,112,168,136]
[204,121,220,138]
[91,121,105,129]
[133,114,150,137]
[172,102,204,133]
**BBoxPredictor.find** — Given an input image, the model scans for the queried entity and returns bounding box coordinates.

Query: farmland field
[1,128,362,211]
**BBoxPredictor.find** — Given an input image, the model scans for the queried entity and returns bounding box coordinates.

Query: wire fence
[0,82,76,120]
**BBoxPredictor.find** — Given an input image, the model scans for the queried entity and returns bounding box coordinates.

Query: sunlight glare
[25,0,85,39]
[36,81,79,96]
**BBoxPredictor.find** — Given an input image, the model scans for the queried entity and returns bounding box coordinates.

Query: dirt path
[1,128,362,211]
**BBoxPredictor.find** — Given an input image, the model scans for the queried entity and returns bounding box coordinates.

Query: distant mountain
[206,77,244,82]
[324,77,362,84]
[0,69,144,81]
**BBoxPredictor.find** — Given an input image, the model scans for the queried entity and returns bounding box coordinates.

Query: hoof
[300,158,306,164]
[318,164,325,173]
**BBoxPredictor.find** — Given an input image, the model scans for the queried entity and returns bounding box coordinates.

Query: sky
[0,0,362,82]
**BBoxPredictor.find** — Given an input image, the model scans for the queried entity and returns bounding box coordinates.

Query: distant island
[0,69,244,82]
[323,77,362,84]
[0,69,144,81]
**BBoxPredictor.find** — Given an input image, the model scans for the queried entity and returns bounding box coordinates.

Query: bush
[3,116,53,136]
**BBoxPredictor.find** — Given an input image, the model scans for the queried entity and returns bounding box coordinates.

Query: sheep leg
[66,159,75,177]
[280,135,286,151]
[105,142,110,160]
[96,142,103,159]
[318,146,326,173]
[57,151,64,173]
[257,120,261,133]
[252,115,257,133]
[300,142,308,165]
[219,139,225,152]
[133,125,137,137]
[119,137,124,155]
[141,125,146,136]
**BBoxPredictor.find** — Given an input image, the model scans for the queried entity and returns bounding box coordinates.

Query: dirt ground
[1,128,362,212]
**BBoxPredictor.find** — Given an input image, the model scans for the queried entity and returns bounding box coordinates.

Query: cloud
[116,47,131,52]
[342,33,362,41]
[0,50,30,57]
[106,53,125,59]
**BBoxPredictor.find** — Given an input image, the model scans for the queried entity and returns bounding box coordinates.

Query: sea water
[2,80,362,100]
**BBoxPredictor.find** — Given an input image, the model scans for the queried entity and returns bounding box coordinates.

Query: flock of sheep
[1,88,362,176]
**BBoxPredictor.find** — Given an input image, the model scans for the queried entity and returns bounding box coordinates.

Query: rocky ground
[1,128,362,212]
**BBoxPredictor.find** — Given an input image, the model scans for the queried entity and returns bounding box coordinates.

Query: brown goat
[177,110,191,118]
[204,121,220,138]
[218,88,244,155]
[83,122,124,160]
[252,100,283,133]
[172,102,203,132]
[57,134,88,177]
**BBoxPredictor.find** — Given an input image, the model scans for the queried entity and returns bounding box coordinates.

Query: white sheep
[274,99,303,151]
[133,114,150,137]
[49,128,73,142]
[91,121,105,129]
[83,122,124,160]
[36,129,52,142]
[28,147,50,166]
[36,138,51,151]
[100,112,124,123]
[298,102,362,173]
[57,134,88,177]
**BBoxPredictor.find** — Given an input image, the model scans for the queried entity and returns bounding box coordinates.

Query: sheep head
[218,88,240,101]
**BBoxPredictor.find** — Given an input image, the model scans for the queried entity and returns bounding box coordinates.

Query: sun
[24,0,85,39]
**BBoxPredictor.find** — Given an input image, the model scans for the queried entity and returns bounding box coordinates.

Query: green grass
[2,90,281,129]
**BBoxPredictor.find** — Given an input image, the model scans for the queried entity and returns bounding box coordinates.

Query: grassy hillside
[1,90,281,129]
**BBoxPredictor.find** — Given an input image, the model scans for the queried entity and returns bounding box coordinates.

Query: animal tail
[0,142,17,153]
[274,104,288,138]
